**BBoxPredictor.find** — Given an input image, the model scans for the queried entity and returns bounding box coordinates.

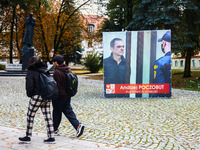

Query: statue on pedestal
[22,13,36,70]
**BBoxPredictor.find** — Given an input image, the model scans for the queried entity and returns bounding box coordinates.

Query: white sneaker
[77,124,85,137]
[54,130,59,136]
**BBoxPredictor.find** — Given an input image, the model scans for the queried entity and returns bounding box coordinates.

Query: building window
[88,24,95,34]
[192,59,196,67]
[175,60,178,67]
[180,60,184,67]
[171,61,173,67]
[199,59,200,67]
[88,40,92,47]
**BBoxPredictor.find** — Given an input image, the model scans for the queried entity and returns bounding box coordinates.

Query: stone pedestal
[6,64,22,71]
[22,45,35,70]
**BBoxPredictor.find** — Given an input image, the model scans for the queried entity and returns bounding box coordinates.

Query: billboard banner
[103,30,171,98]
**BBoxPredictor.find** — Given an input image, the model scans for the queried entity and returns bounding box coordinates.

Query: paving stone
[0,76,200,149]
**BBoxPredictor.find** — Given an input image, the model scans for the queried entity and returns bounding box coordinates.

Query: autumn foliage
[0,0,85,63]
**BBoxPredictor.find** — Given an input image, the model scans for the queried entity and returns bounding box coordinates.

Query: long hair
[28,56,41,68]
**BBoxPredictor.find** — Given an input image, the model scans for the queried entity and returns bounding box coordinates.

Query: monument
[22,13,36,70]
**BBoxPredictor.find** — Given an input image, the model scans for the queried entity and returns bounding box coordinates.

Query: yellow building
[172,53,200,70]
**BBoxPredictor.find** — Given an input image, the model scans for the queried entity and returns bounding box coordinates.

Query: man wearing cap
[152,31,171,97]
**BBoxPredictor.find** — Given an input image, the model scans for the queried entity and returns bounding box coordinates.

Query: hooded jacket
[26,62,47,97]
[53,64,70,98]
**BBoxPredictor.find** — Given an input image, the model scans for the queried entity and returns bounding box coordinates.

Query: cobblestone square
[0,76,200,149]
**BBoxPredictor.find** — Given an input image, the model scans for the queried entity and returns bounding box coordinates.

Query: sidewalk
[0,126,130,150]
[1,77,200,149]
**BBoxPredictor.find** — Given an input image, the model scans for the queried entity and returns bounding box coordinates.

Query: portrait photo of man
[104,37,128,98]
[103,30,171,98]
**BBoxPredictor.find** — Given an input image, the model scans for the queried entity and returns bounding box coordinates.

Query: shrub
[84,51,103,73]
[0,64,5,70]
[185,79,199,90]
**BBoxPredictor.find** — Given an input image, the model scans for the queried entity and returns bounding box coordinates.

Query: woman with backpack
[19,56,55,144]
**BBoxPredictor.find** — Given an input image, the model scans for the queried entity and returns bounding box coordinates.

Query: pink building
[82,15,104,34]
[81,15,104,57]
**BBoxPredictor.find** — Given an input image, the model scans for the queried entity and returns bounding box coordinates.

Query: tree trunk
[9,6,16,64]
[53,0,90,56]
[127,0,133,25]
[15,14,22,63]
[38,16,50,62]
[183,48,192,78]
[38,1,50,62]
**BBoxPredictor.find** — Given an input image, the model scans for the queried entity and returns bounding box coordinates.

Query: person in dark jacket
[152,31,171,97]
[19,56,55,144]
[52,55,84,137]
[104,38,128,98]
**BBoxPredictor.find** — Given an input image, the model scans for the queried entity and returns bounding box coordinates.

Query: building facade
[81,15,104,57]
[172,54,200,70]
[75,0,107,58]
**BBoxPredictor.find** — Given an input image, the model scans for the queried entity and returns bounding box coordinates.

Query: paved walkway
[0,126,130,150]
[0,76,200,149]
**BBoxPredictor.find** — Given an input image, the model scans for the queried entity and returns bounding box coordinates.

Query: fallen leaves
[8,143,14,145]
[8,145,12,148]
[7,142,13,148]
[115,144,122,148]
[2,137,9,140]
[124,141,131,145]
[88,130,93,133]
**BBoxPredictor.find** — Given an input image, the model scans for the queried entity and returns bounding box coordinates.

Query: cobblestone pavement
[0,76,200,149]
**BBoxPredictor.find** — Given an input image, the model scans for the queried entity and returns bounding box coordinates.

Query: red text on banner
[106,83,170,94]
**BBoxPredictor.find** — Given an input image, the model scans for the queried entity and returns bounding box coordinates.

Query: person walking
[52,55,84,137]
[19,56,55,144]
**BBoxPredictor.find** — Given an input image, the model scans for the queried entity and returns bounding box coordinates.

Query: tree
[31,0,90,63]
[0,0,91,64]
[31,0,52,62]
[175,0,200,77]
[94,0,138,48]
[101,0,139,32]
[52,0,90,58]
[0,8,12,55]
[126,0,200,77]
[84,50,103,73]
[0,0,50,63]
[0,0,28,63]
[63,45,84,65]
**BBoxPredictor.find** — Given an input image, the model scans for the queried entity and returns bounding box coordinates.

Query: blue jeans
[52,97,79,131]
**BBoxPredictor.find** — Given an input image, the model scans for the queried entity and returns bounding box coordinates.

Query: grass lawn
[172,70,200,91]
[73,69,200,91]
[71,69,91,75]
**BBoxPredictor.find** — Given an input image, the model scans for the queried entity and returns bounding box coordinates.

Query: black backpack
[40,70,58,100]
[63,70,78,97]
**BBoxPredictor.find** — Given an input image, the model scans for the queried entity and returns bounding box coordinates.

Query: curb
[0,126,130,150]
